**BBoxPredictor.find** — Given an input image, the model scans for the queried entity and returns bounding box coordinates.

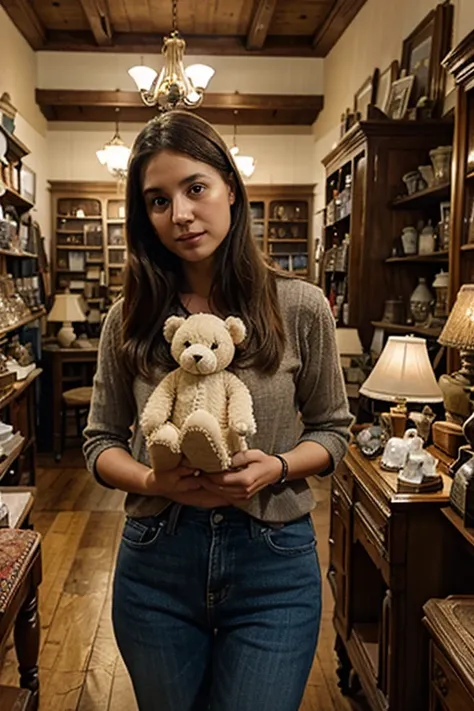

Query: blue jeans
[112,504,322,711]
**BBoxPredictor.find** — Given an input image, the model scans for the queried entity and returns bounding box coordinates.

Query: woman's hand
[199,449,282,501]
[144,464,231,508]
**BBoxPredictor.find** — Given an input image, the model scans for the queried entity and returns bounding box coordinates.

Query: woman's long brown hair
[122,110,286,379]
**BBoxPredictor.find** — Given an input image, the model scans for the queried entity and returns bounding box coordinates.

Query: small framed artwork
[400,2,453,116]
[384,75,415,119]
[376,60,399,111]
[20,164,36,204]
[353,69,379,120]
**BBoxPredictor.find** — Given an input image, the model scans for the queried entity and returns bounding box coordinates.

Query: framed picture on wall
[400,2,453,116]
[353,68,379,119]
[384,75,415,119]
[376,60,399,111]
[20,164,36,204]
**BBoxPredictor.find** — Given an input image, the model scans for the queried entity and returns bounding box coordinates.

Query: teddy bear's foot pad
[181,429,230,473]
[148,442,182,472]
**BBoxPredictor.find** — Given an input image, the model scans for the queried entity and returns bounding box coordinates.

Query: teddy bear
[140,313,257,474]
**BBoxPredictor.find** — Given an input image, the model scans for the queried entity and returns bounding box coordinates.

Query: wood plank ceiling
[1,0,368,56]
[1,0,369,125]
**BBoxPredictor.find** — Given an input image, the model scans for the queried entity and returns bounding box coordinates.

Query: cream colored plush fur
[140,313,257,473]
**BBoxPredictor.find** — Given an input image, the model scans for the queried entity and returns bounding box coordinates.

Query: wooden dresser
[423,596,474,711]
[329,444,454,711]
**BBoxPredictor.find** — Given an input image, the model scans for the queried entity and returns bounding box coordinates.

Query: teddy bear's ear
[163,315,186,343]
[225,316,247,345]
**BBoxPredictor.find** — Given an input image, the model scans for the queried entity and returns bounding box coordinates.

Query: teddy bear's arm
[225,372,257,436]
[140,371,178,436]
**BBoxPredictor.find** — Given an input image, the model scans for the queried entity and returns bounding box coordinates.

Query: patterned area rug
[0,529,40,613]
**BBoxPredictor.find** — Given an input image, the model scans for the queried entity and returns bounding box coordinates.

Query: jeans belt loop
[165,503,182,535]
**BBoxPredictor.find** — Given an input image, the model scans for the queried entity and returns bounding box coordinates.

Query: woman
[83,110,352,711]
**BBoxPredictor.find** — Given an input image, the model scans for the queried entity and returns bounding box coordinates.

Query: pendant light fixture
[128,0,215,111]
[230,112,256,179]
[96,108,131,181]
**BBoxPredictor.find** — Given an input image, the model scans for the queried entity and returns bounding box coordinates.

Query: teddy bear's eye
[184,340,192,348]
[211,343,218,350]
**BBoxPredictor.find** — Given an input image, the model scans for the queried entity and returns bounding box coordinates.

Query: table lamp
[438,284,474,423]
[359,335,443,437]
[47,292,86,347]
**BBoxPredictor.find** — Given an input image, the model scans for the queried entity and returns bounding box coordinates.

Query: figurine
[381,428,418,471]
[355,426,383,458]
[408,405,436,442]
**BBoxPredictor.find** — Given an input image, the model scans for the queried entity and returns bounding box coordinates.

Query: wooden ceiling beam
[78,0,113,46]
[35,89,323,126]
[312,0,368,55]
[246,0,278,51]
[42,30,322,56]
[0,0,46,49]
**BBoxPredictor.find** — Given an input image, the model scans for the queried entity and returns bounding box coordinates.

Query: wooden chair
[59,386,92,459]
[0,529,42,710]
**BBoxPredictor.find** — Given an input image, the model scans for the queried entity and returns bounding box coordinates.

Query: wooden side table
[0,530,42,709]
[423,596,474,711]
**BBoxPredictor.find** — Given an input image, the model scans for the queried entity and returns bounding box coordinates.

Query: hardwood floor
[0,451,366,710]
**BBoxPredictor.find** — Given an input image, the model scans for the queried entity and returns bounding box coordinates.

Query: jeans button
[213,513,224,524]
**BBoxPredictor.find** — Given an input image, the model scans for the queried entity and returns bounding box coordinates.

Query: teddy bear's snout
[180,345,217,374]
[193,354,202,363]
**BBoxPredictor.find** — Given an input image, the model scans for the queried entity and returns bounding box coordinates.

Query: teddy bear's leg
[180,410,232,473]
[147,423,182,472]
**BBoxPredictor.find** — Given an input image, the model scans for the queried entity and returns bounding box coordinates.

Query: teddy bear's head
[163,313,246,376]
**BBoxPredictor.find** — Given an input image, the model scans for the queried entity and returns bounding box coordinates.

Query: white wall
[46,126,315,186]
[37,52,324,95]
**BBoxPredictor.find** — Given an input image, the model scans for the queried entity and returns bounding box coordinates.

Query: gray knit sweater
[83,279,352,522]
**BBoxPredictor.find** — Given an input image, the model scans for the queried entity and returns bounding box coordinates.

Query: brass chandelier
[128,0,215,111]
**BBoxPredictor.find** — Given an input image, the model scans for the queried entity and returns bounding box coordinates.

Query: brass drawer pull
[434,662,449,697]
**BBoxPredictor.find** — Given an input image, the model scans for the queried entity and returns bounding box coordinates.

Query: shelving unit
[321,120,453,350]
[443,30,474,370]
[50,181,126,311]
[247,185,314,281]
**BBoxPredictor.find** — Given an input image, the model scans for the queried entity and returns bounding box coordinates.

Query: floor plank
[0,453,366,710]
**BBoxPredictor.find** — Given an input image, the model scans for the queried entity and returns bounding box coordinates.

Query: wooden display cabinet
[443,30,474,371]
[247,185,314,282]
[321,120,453,351]
[329,446,455,711]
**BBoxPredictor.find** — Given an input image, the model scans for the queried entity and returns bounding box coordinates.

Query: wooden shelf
[0,433,25,482]
[466,170,474,180]
[461,243,474,251]
[352,623,379,677]
[0,186,34,212]
[57,229,90,235]
[391,182,451,208]
[326,212,351,228]
[107,218,125,224]
[371,320,442,338]
[57,214,102,220]
[268,239,307,244]
[56,245,102,251]
[385,250,449,263]
[0,368,42,411]
[268,218,308,223]
[0,309,45,340]
[0,125,29,162]
[0,248,37,259]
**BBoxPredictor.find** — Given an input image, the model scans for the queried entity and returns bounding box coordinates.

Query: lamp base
[390,402,408,438]
[57,322,76,348]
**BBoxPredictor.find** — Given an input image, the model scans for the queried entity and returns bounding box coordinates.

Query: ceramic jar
[429,146,453,184]
[402,171,424,195]
[410,277,433,325]
[432,269,449,320]
[418,165,435,187]
[418,221,436,255]
[401,226,418,255]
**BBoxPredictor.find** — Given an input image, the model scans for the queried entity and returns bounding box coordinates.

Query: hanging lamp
[128,0,215,111]
[230,112,256,179]
[96,108,131,181]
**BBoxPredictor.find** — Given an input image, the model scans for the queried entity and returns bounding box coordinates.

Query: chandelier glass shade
[96,117,131,181]
[230,145,256,179]
[128,33,215,111]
